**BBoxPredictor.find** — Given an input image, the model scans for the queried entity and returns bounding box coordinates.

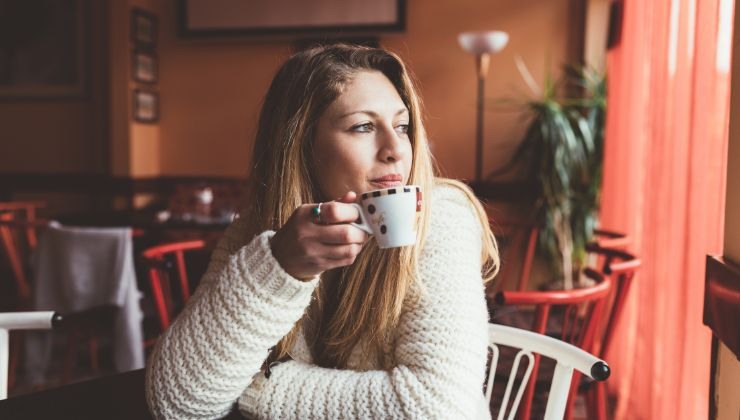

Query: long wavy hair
[241,44,499,369]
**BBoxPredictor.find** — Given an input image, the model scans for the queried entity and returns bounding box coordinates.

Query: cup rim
[360,185,420,201]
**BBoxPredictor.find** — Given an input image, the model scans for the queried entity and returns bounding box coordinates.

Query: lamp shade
[458,31,509,55]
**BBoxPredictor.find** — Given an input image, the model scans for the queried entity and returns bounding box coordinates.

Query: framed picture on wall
[132,50,157,83]
[0,0,87,99]
[177,0,405,38]
[131,8,157,47]
[133,89,159,123]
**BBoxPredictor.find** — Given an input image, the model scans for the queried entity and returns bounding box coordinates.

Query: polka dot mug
[350,185,422,249]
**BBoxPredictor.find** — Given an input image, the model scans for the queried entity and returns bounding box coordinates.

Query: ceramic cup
[350,185,422,249]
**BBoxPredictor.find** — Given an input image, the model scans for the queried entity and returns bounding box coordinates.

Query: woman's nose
[377,125,406,163]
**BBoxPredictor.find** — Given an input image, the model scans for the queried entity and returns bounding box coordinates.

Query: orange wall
[0,1,583,180]
[585,0,610,69]
[0,2,108,174]
[384,0,581,180]
[128,0,164,177]
[109,0,165,177]
[109,0,131,176]
[154,0,582,179]
[157,0,286,177]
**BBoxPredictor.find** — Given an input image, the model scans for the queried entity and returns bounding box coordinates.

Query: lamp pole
[458,31,508,183]
[475,53,491,181]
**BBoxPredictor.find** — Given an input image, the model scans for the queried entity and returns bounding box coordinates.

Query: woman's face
[312,70,413,201]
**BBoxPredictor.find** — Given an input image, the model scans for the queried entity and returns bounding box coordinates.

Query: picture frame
[132,50,158,84]
[131,8,157,48]
[0,0,87,99]
[133,89,159,123]
[177,0,405,39]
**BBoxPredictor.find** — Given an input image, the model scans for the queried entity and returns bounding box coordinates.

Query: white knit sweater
[145,185,492,419]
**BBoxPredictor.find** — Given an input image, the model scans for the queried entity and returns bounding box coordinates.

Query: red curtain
[601,0,732,419]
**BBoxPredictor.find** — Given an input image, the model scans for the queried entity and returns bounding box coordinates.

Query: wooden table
[0,369,245,419]
[58,210,232,232]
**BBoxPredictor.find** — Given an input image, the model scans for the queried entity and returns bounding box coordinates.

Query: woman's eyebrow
[337,108,409,120]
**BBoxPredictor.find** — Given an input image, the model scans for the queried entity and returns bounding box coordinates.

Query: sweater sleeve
[145,218,319,420]
[237,187,491,419]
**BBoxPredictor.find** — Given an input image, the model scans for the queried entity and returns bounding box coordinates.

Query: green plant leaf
[490,63,606,280]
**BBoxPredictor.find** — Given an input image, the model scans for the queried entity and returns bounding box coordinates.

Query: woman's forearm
[145,230,318,420]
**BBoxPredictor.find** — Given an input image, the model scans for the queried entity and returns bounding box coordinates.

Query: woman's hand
[270,191,368,281]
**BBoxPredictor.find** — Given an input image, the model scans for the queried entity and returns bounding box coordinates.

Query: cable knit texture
[146,185,491,419]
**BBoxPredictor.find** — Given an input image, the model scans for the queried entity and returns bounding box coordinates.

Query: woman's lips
[369,174,403,189]
[369,180,403,188]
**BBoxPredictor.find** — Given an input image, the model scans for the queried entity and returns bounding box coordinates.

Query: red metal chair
[583,244,641,420]
[0,202,44,246]
[489,217,539,292]
[592,228,630,250]
[490,269,611,420]
[140,240,206,342]
[0,202,46,306]
[1,212,29,305]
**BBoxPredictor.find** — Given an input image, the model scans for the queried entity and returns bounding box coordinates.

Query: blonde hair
[241,44,498,368]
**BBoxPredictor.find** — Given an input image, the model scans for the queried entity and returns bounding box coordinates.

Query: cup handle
[349,203,373,235]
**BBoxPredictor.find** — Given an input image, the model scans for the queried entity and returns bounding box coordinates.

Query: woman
[146,43,499,419]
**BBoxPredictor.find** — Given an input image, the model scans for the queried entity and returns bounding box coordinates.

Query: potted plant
[489,61,606,289]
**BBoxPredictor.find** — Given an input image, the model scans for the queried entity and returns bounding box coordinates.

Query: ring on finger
[311,202,323,224]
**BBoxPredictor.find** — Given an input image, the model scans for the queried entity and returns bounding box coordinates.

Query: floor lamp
[458,31,509,181]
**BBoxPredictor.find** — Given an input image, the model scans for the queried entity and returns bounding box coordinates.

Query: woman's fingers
[318,224,368,245]
[271,194,369,279]
[314,201,360,225]
[334,191,357,204]
[319,243,364,262]
[293,243,362,272]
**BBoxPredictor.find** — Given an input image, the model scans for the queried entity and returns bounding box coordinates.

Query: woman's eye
[395,124,410,135]
[351,123,374,133]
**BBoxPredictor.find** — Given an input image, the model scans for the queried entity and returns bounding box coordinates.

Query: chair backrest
[489,217,539,292]
[486,323,610,420]
[0,309,112,396]
[584,244,641,359]
[0,212,50,305]
[592,228,630,250]
[0,311,57,399]
[585,229,630,275]
[0,202,45,249]
[140,240,206,332]
[491,270,611,419]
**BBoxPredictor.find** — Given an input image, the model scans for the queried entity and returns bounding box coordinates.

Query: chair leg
[595,381,608,420]
[582,382,608,420]
[564,377,577,420]
[0,226,31,303]
[88,338,99,374]
[61,331,80,386]
[7,332,21,390]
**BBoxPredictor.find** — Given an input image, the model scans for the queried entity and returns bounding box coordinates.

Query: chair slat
[140,240,206,342]
[544,362,574,420]
[492,273,610,419]
[487,324,610,420]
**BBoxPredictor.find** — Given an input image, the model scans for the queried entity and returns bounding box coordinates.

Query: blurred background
[0,1,738,419]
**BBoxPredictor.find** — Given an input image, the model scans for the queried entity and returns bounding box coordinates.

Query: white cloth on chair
[25,223,144,384]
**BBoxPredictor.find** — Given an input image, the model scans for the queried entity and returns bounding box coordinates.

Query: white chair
[486,324,611,420]
[0,311,59,399]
